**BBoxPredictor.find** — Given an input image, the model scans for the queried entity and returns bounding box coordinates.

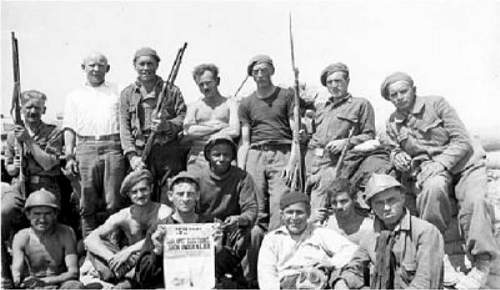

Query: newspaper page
[163,223,215,289]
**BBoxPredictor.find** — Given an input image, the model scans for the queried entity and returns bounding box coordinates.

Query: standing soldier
[381,72,498,289]
[63,52,126,237]
[120,47,187,201]
[183,64,240,172]
[307,63,376,210]
[2,90,64,286]
[237,55,298,286]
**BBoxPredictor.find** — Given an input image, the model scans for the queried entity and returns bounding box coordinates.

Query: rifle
[141,42,188,163]
[10,32,26,196]
[232,75,249,98]
[334,126,355,178]
[287,13,304,191]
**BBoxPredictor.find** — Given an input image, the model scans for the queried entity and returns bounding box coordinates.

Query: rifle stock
[141,42,188,163]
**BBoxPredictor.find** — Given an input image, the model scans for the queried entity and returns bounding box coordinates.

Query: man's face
[370,188,405,226]
[21,98,45,124]
[82,55,109,87]
[134,55,159,82]
[251,62,273,87]
[330,192,354,219]
[282,202,310,235]
[208,143,233,175]
[27,206,57,232]
[169,182,199,214]
[325,71,349,99]
[387,80,416,111]
[196,70,219,98]
[128,179,153,206]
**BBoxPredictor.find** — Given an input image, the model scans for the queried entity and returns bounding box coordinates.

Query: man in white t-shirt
[63,52,127,237]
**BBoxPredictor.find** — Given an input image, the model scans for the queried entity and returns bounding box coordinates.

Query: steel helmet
[363,173,404,204]
[24,188,60,211]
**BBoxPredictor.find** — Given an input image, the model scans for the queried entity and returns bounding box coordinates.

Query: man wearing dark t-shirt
[237,54,298,287]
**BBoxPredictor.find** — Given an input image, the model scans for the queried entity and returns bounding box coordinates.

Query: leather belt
[78,133,120,142]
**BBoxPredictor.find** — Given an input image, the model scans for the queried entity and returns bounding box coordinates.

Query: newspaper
[162,223,215,289]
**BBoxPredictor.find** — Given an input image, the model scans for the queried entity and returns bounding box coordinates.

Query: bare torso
[16,224,75,278]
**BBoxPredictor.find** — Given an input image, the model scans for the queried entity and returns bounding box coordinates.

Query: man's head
[280,191,311,236]
[204,135,236,175]
[248,55,274,88]
[325,178,356,219]
[320,63,350,99]
[193,64,220,98]
[133,47,161,83]
[24,188,59,232]
[364,174,406,227]
[380,72,416,112]
[81,52,109,87]
[168,171,200,214]
[120,169,154,206]
[20,90,47,124]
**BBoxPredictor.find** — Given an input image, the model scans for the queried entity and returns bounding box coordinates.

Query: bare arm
[237,122,250,170]
[64,129,76,159]
[11,230,27,286]
[40,228,79,285]
[84,213,123,262]
[217,99,241,138]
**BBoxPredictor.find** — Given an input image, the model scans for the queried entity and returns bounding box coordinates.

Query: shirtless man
[183,63,240,171]
[309,178,372,245]
[84,169,172,287]
[11,189,82,289]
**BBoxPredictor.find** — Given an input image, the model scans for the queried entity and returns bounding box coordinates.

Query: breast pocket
[415,118,449,144]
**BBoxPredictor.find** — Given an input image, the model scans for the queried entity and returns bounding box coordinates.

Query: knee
[420,175,450,198]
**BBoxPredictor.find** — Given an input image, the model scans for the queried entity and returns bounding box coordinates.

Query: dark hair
[192,63,219,83]
[324,178,355,200]
[171,177,200,192]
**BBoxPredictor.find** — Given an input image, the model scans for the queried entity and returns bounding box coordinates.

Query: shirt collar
[274,223,315,238]
[133,76,163,91]
[326,93,352,108]
[373,208,411,233]
[393,96,425,123]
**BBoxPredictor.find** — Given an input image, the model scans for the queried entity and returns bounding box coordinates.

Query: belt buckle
[314,148,325,157]
[30,176,40,184]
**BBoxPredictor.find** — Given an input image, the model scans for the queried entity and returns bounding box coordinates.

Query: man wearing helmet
[10,189,83,289]
[332,174,444,289]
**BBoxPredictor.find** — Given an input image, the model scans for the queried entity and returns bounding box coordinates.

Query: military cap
[120,169,154,196]
[280,191,310,210]
[133,47,161,63]
[169,171,199,190]
[364,173,404,204]
[380,72,414,100]
[320,63,349,86]
[247,54,274,76]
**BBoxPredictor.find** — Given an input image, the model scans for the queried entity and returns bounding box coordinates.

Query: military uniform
[120,77,187,200]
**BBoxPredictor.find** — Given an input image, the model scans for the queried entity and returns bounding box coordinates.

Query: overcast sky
[1,0,499,135]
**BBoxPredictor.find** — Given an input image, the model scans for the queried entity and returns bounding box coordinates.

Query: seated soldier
[309,178,373,245]
[83,169,172,288]
[332,174,444,289]
[11,189,83,289]
[135,170,255,289]
[258,191,358,289]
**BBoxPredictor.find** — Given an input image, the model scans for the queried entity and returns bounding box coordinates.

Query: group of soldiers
[0,47,498,289]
